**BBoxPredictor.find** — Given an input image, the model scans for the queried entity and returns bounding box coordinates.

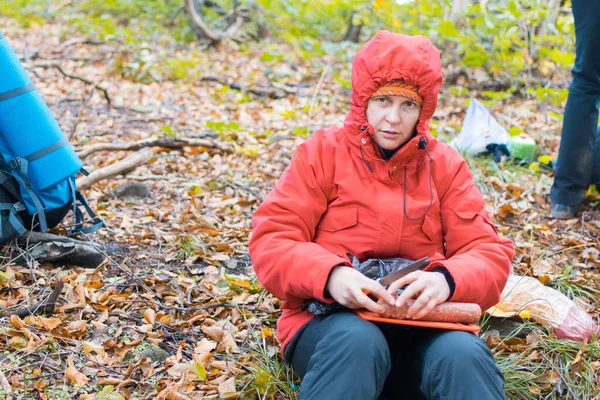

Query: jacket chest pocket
[421,211,443,243]
[318,205,358,232]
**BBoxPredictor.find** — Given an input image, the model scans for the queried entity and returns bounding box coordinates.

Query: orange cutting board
[356,310,480,334]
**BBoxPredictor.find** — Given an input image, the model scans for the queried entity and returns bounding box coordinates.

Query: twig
[9,281,64,318]
[0,368,12,400]
[25,61,110,105]
[221,178,263,201]
[496,187,534,209]
[54,37,104,52]
[76,136,234,158]
[308,64,331,118]
[200,76,295,98]
[69,87,95,140]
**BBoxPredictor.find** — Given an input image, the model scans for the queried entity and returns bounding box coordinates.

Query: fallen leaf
[143,308,156,325]
[83,341,107,358]
[95,385,126,400]
[9,315,26,330]
[218,377,237,398]
[222,333,239,353]
[37,316,63,331]
[189,362,207,381]
[201,325,224,341]
[65,354,89,387]
[9,336,28,349]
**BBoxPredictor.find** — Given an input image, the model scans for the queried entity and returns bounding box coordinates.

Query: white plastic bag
[487,275,599,342]
[450,98,510,156]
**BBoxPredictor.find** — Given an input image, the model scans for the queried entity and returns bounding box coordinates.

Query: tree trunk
[343,11,362,43]
[449,0,468,24]
[530,0,562,60]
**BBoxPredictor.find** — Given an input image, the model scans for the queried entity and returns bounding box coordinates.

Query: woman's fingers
[353,289,386,314]
[394,279,426,308]
[408,292,437,319]
[387,272,420,294]
[365,280,395,306]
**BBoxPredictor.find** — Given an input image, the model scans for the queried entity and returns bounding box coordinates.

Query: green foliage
[527,87,569,106]
[3,0,574,90]
[0,0,49,27]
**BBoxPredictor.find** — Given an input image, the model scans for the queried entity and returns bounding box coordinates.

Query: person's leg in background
[288,311,392,400]
[550,0,600,218]
[592,125,600,186]
[381,328,505,400]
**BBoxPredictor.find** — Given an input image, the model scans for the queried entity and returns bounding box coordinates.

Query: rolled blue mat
[0,31,82,192]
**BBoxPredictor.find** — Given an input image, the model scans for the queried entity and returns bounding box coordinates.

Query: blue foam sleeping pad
[0,30,82,213]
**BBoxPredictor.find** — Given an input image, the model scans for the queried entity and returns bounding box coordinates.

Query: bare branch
[76,149,153,190]
[76,136,234,158]
[25,61,111,105]
[185,0,221,43]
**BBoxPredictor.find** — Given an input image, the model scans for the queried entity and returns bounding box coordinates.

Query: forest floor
[0,17,599,400]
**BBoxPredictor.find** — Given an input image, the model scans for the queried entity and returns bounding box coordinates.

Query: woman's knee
[423,331,495,369]
[326,313,391,361]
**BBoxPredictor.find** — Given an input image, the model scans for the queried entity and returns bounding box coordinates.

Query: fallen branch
[76,136,234,158]
[25,61,110,105]
[10,281,64,318]
[201,76,296,99]
[76,148,153,190]
[14,232,108,268]
[54,37,105,53]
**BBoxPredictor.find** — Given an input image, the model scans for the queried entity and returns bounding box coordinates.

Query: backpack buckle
[8,157,21,170]
[13,202,26,213]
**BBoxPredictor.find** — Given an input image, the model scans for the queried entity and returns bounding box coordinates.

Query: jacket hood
[343,31,443,139]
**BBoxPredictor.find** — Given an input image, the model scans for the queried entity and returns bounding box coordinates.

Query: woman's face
[365,96,421,150]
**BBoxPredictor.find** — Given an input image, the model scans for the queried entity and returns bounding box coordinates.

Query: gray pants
[285,311,505,400]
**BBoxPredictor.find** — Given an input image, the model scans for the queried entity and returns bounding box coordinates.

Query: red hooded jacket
[249,31,514,353]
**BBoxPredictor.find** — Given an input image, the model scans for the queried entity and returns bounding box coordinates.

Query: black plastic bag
[301,254,416,316]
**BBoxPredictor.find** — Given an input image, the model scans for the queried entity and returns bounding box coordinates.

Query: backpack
[0,30,103,244]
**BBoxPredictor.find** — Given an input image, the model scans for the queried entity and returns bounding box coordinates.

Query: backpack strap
[0,202,27,237]
[0,83,36,102]
[23,137,69,162]
[0,170,27,236]
[67,179,104,234]
[9,157,47,232]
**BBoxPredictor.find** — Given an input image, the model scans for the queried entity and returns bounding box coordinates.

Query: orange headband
[370,80,422,105]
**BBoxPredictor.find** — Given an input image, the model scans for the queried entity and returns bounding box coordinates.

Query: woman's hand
[386,271,450,320]
[326,266,395,314]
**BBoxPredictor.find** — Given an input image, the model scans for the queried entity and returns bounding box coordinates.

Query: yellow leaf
[538,155,552,164]
[65,354,89,387]
[143,308,156,325]
[528,162,539,172]
[83,341,106,358]
[96,385,126,400]
[189,362,207,381]
[260,327,273,339]
[0,266,15,283]
[9,336,28,349]
[519,310,531,319]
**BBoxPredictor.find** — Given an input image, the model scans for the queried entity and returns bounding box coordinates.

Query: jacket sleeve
[430,157,514,311]
[249,137,351,302]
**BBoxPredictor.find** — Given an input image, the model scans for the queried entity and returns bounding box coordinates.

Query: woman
[249,31,514,400]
